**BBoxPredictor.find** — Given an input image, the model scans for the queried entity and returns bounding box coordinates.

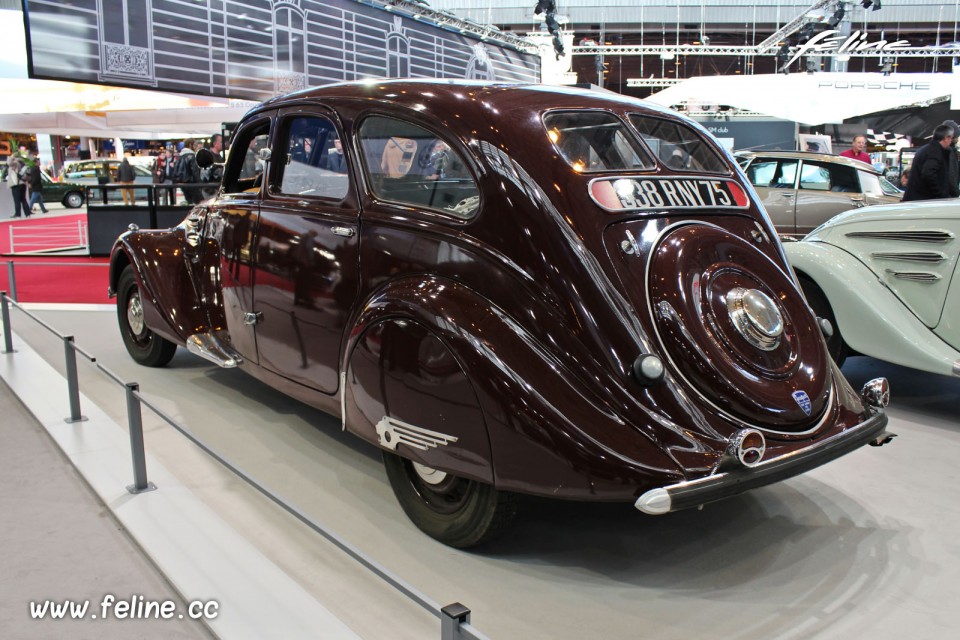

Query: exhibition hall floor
[2,305,958,639]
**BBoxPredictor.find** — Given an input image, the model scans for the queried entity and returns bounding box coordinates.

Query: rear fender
[788,240,960,375]
[342,277,681,499]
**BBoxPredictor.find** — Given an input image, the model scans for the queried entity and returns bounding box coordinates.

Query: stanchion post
[1,291,13,354]
[440,603,471,640]
[6,261,16,302]
[63,336,88,423]
[124,382,156,494]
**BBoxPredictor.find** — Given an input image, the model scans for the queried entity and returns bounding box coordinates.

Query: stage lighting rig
[534,0,564,58]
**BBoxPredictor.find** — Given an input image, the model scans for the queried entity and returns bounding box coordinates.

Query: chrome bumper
[635,411,892,515]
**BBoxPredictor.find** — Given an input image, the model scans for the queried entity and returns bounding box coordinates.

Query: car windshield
[629,115,729,174]
[543,111,654,173]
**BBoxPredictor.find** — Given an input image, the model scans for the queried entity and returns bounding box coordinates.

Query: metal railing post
[6,261,16,302]
[124,382,156,494]
[63,335,87,423]
[1,291,13,354]
[441,603,471,640]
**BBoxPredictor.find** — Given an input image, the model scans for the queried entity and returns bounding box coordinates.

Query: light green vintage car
[785,199,960,376]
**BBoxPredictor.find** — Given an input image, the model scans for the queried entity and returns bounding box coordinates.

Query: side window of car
[276,114,348,200]
[358,115,480,219]
[798,162,831,191]
[859,170,884,196]
[746,160,777,187]
[222,119,271,195]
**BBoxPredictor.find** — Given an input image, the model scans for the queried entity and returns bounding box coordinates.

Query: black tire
[63,191,84,208]
[117,265,177,367]
[798,276,848,368]
[383,452,518,548]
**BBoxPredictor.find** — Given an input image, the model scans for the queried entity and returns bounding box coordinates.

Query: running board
[186,332,242,368]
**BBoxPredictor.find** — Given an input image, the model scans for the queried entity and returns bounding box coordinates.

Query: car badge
[792,390,812,416]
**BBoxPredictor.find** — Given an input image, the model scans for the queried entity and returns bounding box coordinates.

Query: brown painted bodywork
[110,81,881,503]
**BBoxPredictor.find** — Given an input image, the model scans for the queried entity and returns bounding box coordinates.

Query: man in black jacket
[27,153,48,213]
[902,124,955,201]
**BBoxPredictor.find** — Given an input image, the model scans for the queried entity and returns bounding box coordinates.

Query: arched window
[274,2,306,92]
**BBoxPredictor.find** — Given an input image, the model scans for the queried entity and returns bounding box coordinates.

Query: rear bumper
[635,411,891,514]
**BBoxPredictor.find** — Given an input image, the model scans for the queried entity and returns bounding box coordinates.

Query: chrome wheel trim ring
[412,462,448,486]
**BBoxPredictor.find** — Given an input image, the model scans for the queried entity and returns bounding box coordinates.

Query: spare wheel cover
[646,222,832,433]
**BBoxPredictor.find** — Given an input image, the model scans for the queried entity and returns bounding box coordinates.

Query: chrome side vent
[846,230,954,243]
[871,251,946,263]
[885,269,941,282]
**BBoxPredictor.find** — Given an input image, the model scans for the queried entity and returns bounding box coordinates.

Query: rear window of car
[543,111,654,173]
[358,116,480,219]
[629,115,729,174]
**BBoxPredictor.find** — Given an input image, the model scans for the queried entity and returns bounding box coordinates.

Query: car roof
[736,150,880,174]
[251,79,687,125]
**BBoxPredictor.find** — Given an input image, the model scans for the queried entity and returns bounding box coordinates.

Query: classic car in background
[737,150,902,238]
[109,81,893,548]
[0,161,86,208]
[41,169,86,208]
[786,199,960,375]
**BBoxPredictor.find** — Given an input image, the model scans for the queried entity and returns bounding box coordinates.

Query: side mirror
[196,148,215,168]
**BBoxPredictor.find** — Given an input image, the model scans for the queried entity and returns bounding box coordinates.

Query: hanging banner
[22,0,540,101]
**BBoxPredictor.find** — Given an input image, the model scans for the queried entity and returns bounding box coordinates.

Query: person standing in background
[902,124,955,201]
[6,156,31,218]
[117,155,137,205]
[940,120,960,197]
[839,135,872,165]
[27,152,48,213]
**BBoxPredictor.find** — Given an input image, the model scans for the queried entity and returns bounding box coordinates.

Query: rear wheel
[63,191,84,208]
[798,276,848,368]
[117,265,177,367]
[383,452,518,548]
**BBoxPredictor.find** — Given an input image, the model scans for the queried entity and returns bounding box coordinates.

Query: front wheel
[63,191,84,208]
[798,276,848,368]
[116,265,177,367]
[383,452,518,548]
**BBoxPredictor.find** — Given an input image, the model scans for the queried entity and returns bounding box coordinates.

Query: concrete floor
[2,305,959,640]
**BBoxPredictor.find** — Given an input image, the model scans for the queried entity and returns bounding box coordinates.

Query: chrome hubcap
[412,462,448,486]
[127,291,145,336]
[726,287,783,351]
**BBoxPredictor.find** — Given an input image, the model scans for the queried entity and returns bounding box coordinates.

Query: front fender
[109,228,210,346]
[342,276,682,501]
[786,240,960,376]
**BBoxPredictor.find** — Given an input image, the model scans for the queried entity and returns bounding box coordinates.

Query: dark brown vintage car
[109,81,894,548]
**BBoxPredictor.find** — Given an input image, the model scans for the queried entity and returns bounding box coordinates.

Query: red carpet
[1,214,112,304]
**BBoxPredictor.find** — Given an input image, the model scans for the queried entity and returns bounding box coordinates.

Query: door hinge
[243,311,263,326]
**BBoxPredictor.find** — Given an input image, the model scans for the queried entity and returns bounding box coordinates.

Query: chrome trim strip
[635,412,890,515]
[885,269,941,282]
[871,251,946,263]
[340,371,347,431]
[845,230,955,243]
[185,332,241,368]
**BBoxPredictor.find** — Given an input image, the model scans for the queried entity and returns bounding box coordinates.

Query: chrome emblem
[792,390,812,416]
[726,287,784,351]
[375,416,458,452]
[729,429,766,467]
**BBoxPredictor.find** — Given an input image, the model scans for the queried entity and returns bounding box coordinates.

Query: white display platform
[3,305,959,639]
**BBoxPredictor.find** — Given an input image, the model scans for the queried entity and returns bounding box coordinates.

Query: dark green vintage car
[40,169,86,208]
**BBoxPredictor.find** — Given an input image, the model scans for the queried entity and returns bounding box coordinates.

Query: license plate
[590,177,749,211]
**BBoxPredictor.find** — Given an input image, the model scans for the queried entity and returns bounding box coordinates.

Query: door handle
[850,196,866,207]
[780,192,795,198]
[332,226,355,237]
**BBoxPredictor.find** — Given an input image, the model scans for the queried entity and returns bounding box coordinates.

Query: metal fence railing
[0,290,488,640]
[7,218,89,254]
